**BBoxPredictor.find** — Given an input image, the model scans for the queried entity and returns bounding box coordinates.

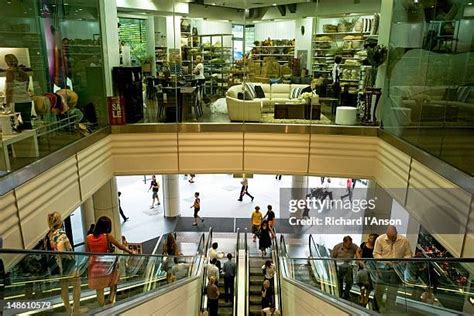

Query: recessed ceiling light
[272,3,277,5]
[212,2,216,5]
[468,2,473,5]
[78,8,83,11]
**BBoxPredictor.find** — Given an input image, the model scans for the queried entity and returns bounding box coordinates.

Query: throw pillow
[243,90,254,100]
[254,85,265,98]
[243,82,256,100]
[301,86,312,94]
[290,87,306,99]
[237,92,244,100]
[443,88,457,101]
[457,86,471,103]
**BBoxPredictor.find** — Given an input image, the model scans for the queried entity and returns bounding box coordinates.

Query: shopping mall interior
[0,0,473,315]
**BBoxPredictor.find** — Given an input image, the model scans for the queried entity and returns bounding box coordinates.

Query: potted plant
[141,55,154,73]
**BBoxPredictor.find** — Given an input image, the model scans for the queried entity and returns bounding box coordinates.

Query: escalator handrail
[271,230,283,315]
[309,234,317,257]
[260,255,474,263]
[244,228,249,316]
[279,234,288,258]
[199,227,213,312]
[233,227,240,316]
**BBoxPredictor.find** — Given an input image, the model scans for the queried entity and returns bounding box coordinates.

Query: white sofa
[225,83,310,122]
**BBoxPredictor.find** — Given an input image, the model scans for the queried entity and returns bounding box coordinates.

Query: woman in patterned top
[47,212,81,314]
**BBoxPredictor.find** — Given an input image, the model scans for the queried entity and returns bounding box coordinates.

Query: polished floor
[117,174,367,249]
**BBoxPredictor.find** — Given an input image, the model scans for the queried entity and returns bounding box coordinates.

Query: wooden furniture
[274,102,321,120]
[0,130,39,172]
[158,86,199,122]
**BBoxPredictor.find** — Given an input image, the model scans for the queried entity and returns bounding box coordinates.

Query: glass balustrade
[0,249,201,314]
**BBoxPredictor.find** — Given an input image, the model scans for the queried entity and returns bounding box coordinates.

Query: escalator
[277,234,474,316]
[0,231,209,315]
[199,228,240,316]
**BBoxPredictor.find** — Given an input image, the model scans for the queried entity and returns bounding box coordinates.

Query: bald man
[373,225,412,312]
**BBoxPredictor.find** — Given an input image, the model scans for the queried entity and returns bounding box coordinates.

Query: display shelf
[253,53,294,57]
[254,45,294,48]
[196,33,234,97]
[315,32,370,36]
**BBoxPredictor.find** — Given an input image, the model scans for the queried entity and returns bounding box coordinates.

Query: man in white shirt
[373,225,412,312]
[207,258,220,283]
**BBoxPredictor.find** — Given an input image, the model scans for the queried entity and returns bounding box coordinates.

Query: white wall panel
[112,133,179,174]
[281,279,350,316]
[309,135,378,178]
[374,139,411,204]
[179,132,243,173]
[121,278,200,316]
[463,198,474,258]
[15,157,80,249]
[77,137,114,200]
[406,160,471,257]
[0,191,23,251]
[244,133,310,174]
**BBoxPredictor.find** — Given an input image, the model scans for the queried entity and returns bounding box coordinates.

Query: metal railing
[271,230,283,315]
[244,228,249,316]
[233,227,240,316]
[199,227,213,313]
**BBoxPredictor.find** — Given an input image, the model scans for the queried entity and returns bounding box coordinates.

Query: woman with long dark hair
[259,221,272,257]
[86,216,133,306]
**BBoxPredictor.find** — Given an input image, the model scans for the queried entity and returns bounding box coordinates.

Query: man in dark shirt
[118,192,129,222]
[148,175,161,208]
[223,253,237,303]
[332,235,359,299]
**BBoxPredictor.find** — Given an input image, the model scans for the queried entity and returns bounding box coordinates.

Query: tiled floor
[117,174,367,249]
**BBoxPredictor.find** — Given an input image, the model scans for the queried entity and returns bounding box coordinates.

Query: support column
[99,0,120,96]
[81,197,95,237]
[291,175,308,219]
[92,178,122,241]
[163,175,180,218]
[145,16,157,76]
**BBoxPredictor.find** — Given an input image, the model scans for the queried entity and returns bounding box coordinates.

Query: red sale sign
[107,96,126,125]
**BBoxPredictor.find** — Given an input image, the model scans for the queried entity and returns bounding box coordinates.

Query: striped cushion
[290,87,305,99]
[243,82,256,100]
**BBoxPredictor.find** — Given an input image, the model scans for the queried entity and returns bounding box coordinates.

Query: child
[356,267,371,305]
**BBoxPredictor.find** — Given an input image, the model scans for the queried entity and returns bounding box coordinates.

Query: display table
[274,102,321,120]
[0,130,39,172]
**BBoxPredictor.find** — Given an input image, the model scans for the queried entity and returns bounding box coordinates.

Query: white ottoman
[335,106,357,125]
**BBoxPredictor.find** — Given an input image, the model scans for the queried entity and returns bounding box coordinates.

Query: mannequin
[4,54,33,128]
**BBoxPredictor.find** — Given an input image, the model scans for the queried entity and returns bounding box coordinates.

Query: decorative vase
[361,87,382,125]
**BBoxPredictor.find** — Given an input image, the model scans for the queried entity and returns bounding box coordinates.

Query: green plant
[366,45,388,86]
[340,17,358,32]
[130,42,147,64]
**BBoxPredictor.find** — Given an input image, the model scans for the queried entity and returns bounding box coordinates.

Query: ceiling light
[468,2,473,5]
[212,2,216,5]
[272,3,277,5]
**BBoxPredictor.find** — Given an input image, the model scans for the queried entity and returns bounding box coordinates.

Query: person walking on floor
[340,178,353,201]
[331,235,359,300]
[373,225,412,313]
[117,192,129,222]
[251,206,263,242]
[191,192,204,226]
[321,178,333,201]
[263,205,276,238]
[223,253,236,303]
[238,177,254,202]
[148,175,161,208]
